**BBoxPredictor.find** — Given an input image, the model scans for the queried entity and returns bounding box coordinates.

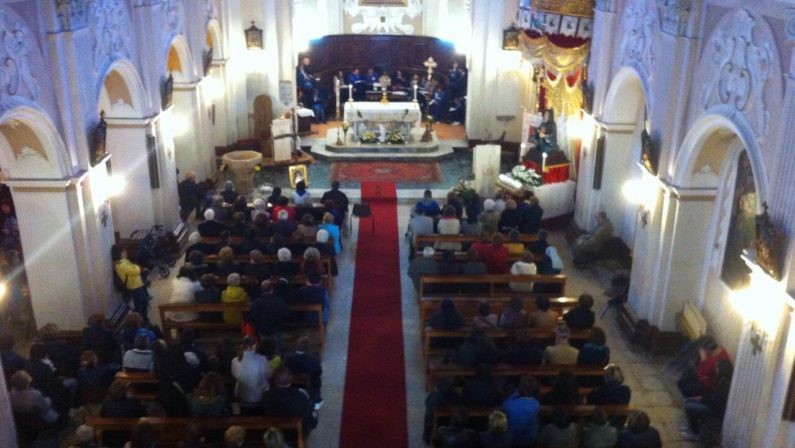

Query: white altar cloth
[343,102,422,128]
[534,180,576,218]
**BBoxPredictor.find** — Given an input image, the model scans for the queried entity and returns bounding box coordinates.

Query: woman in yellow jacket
[221,273,249,324]
[112,244,150,321]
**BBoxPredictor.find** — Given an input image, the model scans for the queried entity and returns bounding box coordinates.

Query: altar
[343,102,422,141]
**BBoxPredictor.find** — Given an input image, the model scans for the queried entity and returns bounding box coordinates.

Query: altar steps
[310,143,454,162]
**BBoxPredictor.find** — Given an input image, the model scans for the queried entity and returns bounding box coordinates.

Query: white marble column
[172,82,214,180]
[589,0,619,118]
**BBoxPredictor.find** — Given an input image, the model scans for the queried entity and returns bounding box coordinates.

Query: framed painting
[503,28,520,50]
[359,0,407,5]
[289,164,308,188]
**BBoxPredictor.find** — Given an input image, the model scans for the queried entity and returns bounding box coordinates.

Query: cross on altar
[424,57,437,80]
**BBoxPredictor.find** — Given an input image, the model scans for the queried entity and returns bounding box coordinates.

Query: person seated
[251,198,270,222]
[297,214,318,240]
[178,328,209,373]
[302,247,325,278]
[260,367,318,434]
[241,250,269,284]
[38,323,80,378]
[472,300,498,329]
[76,350,115,405]
[234,228,261,255]
[198,209,224,237]
[528,295,559,328]
[537,245,563,275]
[509,251,537,292]
[445,191,464,219]
[433,410,478,448]
[587,364,631,427]
[292,181,311,206]
[544,324,579,365]
[167,266,200,322]
[479,233,509,274]
[453,329,499,366]
[578,326,610,367]
[296,272,326,304]
[677,336,731,398]
[82,314,120,365]
[188,372,230,417]
[564,294,596,329]
[246,280,290,344]
[283,337,323,404]
[230,337,271,415]
[193,273,221,322]
[414,189,441,217]
[681,359,733,442]
[272,247,300,278]
[228,212,248,238]
[447,95,466,125]
[408,206,435,256]
[499,296,528,329]
[573,211,614,267]
[288,231,309,256]
[542,369,581,406]
[501,329,543,365]
[267,187,286,208]
[183,232,219,261]
[263,427,290,448]
[428,298,464,330]
[407,246,440,292]
[463,365,503,406]
[538,407,579,448]
[101,379,145,418]
[71,424,104,448]
[502,375,541,447]
[617,411,662,448]
[437,250,460,276]
[220,181,237,204]
[264,233,286,256]
[214,246,239,278]
[322,199,344,229]
[26,343,66,408]
[318,212,342,255]
[272,197,296,222]
[1,334,27,380]
[528,228,550,254]
[461,212,482,236]
[273,209,297,238]
[581,409,618,448]
[123,334,153,372]
[10,370,59,425]
[117,312,157,352]
[478,199,500,231]
[428,83,448,121]
[520,196,543,234]
[185,250,212,278]
[479,410,512,448]
[224,426,246,448]
[505,229,525,256]
[221,273,250,325]
[435,206,462,252]
[423,377,463,444]
[253,213,274,238]
[499,200,521,232]
[460,248,487,275]
[314,229,338,276]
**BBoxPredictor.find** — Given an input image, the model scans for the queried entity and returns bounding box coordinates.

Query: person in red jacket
[476,233,509,274]
[678,337,731,397]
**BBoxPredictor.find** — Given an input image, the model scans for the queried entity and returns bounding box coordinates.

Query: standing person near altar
[347,68,365,101]
[429,84,448,122]
[296,57,317,108]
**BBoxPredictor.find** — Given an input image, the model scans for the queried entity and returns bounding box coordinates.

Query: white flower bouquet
[509,164,542,187]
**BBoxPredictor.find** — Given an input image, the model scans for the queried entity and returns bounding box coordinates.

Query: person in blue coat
[502,375,541,447]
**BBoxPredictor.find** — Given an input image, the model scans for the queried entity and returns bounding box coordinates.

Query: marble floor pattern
[147,204,702,447]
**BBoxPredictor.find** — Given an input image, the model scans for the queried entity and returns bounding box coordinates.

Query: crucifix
[423,57,437,81]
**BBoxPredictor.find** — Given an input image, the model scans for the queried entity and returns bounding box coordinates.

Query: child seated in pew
[472,301,498,329]
[528,296,559,329]
[563,294,596,329]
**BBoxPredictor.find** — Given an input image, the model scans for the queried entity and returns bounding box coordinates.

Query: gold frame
[359,0,408,5]
[289,164,309,188]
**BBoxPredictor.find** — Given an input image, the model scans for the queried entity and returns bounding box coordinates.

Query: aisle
[339,182,408,447]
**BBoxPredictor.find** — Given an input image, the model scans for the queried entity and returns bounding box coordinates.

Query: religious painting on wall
[503,27,520,50]
[720,151,756,289]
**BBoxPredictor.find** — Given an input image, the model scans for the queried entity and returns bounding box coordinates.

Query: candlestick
[348,84,353,103]
[542,152,548,172]
[413,84,418,103]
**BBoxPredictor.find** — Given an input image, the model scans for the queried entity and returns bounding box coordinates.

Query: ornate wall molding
[657,0,691,36]
[700,10,772,140]
[619,0,655,78]
[205,0,217,25]
[92,0,133,71]
[343,0,423,35]
[164,0,185,37]
[55,0,90,32]
[595,0,616,13]
[0,10,41,112]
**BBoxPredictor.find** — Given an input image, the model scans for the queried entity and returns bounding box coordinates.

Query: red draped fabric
[524,161,570,184]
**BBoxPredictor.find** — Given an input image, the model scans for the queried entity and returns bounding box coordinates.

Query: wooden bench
[416,234,539,246]
[423,327,590,357]
[422,251,544,263]
[87,416,304,448]
[419,274,566,298]
[419,296,579,328]
[158,302,325,345]
[432,404,632,435]
[203,256,333,288]
[426,363,606,389]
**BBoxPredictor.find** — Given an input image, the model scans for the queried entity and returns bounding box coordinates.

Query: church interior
[0,0,794,447]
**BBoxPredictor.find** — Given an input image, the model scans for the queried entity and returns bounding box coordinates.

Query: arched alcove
[599,67,648,247]
[0,107,71,180]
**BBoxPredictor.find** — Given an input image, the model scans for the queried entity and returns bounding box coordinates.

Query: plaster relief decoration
[343,0,422,35]
[700,10,772,139]
[619,0,655,78]
[56,0,90,32]
[0,10,40,112]
[92,0,132,71]
[164,0,185,37]
[0,120,49,162]
[656,0,691,36]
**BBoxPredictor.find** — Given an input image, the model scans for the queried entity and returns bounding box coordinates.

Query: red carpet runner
[339,182,408,447]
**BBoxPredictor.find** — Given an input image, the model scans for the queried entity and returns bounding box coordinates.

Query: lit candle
[348,84,353,102]
[542,152,548,172]
[413,84,418,102]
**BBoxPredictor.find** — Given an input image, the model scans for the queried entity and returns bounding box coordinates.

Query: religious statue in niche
[92,110,107,166]
[721,151,756,289]
[537,108,558,154]
[754,202,784,281]
[640,129,659,175]
[522,108,569,177]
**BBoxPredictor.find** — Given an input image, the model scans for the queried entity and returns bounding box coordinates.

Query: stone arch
[165,35,195,82]
[97,59,148,119]
[597,66,649,246]
[206,18,224,60]
[0,106,70,180]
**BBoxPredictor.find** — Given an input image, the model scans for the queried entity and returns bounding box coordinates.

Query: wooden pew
[423,251,544,263]
[88,416,304,448]
[426,363,606,390]
[419,296,579,328]
[213,273,331,290]
[422,327,590,357]
[202,255,333,288]
[158,302,325,345]
[432,404,632,435]
[419,274,566,298]
[416,234,539,247]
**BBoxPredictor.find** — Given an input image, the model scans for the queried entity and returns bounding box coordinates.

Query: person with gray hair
[197,208,223,237]
[251,198,270,222]
[273,209,297,237]
[272,247,299,277]
[407,246,439,292]
[573,211,614,268]
[221,180,237,204]
[544,323,580,365]
[408,205,434,258]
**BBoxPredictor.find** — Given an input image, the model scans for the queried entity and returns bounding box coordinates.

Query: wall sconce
[245,21,263,50]
[622,177,655,228]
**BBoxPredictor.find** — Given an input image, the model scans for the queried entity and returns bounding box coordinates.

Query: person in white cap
[479,198,500,232]
[407,246,439,292]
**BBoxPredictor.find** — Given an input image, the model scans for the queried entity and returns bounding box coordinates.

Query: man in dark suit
[197,209,224,237]
[321,181,349,213]
[520,196,544,234]
[178,171,203,221]
[260,367,317,434]
[295,272,328,325]
[283,337,322,404]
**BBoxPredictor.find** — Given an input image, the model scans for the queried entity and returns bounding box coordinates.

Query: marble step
[310,143,454,161]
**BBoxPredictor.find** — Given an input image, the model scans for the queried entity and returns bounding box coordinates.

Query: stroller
[130,225,178,278]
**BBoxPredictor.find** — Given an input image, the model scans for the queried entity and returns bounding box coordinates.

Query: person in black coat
[501,329,543,365]
[178,172,203,221]
[428,298,464,330]
[542,369,581,405]
[272,210,297,238]
[247,280,290,343]
[423,377,463,443]
[101,379,145,418]
[82,315,121,365]
[39,324,80,378]
[463,365,503,406]
[260,367,317,434]
[453,329,499,366]
[498,200,521,232]
[283,337,322,403]
[577,326,610,367]
[521,196,543,234]
[0,334,26,380]
[244,250,271,284]
[197,209,224,237]
[320,181,349,214]
[26,343,64,406]
[563,294,596,330]
[194,274,221,322]
[588,364,631,427]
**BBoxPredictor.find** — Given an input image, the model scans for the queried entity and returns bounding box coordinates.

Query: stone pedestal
[473,144,501,198]
[223,151,263,194]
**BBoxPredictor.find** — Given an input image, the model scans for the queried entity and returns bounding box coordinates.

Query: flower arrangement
[386,130,405,144]
[341,121,349,132]
[452,179,477,203]
[360,130,378,143]
[509,164,542,187]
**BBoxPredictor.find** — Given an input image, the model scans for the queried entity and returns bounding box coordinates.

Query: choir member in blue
[311,89,328,124]
[347,68,366,101]
[448,95,466,125]
[429,84,448,122]
[392,69,409,91]
[365,68,379,89]
[448,61,467,97]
